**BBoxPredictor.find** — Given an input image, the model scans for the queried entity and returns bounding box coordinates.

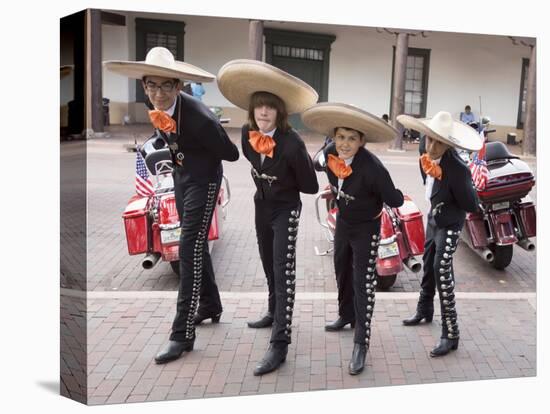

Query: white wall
[101,13,532,127]
[102,23,131,102]
[408,31,530,125]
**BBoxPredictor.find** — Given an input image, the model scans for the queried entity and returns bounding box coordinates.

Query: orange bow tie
[420,153,443,180]
[149,110,177,133]
[327,154,353,179]
[248,130,276,158]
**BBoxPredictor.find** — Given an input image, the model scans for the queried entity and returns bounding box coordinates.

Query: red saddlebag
[122,195,150,255]
[395,198,425,256]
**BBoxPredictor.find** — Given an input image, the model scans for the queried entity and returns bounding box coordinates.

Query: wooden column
[249,20,264,61]
[87,9,103,134]
[523,45,536,156]
[391,32,409,150]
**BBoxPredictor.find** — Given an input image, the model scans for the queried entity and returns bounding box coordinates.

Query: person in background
[460,105,476,124]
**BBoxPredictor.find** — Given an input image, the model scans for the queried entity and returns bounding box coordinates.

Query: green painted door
[270,56,324,130]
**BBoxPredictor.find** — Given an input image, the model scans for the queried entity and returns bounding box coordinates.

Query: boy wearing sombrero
[217,60,319,375]
[105,47,239,364]
[398,111,481,357]
[302,103,404,374]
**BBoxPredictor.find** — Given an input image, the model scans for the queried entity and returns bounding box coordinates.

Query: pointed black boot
[402,310,433,326]
[324,317,355,331]
[247,312,274,328]
[430,338,459,357]
[154,340,194,364]
[253,343,288,376]
[348,343,367,375]
[193,311,222,325]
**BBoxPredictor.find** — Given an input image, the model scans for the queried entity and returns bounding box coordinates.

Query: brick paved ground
[60,124,537,405]
[79,295,535,405]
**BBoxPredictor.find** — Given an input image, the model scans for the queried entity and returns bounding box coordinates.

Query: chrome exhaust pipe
[142,253,161,269]
[460,228,494,262]
[476,247,494,263]
[404,256,422,273]
[517,238,535,251]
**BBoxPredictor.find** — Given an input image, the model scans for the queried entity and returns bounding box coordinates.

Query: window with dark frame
[273,45,325,61]
[390,47,431,118]
[517,58,529,129]
[135,18,185,103]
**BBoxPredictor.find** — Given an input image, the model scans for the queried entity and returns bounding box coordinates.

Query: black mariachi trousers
[255,199,302,344]
[334,217,380,345]
[169,170,223,342]
[417,214,461,340]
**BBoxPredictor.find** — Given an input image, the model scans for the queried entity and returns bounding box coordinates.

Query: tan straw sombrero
[103,47,215,83]
[397,111,483,151]
[301,102,398,142]
[217,59,318,114]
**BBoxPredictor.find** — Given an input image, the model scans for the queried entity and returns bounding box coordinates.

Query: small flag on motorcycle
[135,151,155,197]
[469,141,489,191]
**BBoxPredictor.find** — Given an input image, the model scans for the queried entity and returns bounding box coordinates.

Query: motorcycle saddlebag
[464,212,489,248]
[394,197,425,256]
[518,202,536,238]
[122,195,150,255]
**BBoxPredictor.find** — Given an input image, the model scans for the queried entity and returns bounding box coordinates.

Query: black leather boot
[402,300,434,326]
[430,338,459,357]
[154,340,194,364]
[325,317,355,331]
[348,343,367,375]
[193,311,222,325]
[247,312,274,328]
[253,342,288,376]
[402,310,433,326]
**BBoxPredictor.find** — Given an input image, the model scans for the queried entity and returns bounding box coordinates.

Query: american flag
[469,141,489,191]
[135,151,155,197]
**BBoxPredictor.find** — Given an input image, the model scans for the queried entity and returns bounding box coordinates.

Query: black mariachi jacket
[146,92,239,184]
[324,143,404,224]
[241,124,319,205]
[429,148,480,227]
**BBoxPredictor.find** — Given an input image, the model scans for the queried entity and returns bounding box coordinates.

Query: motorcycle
[461,140,536,269]
[122,132,231,275]
[313,144,425,290]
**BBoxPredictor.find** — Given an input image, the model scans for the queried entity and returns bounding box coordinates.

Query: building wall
[100,12,532,140]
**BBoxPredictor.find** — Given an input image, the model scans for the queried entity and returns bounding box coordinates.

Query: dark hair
[141,76,180,85]
[465,105,471,110]
[248,91,291,133]
[333,126,365,141]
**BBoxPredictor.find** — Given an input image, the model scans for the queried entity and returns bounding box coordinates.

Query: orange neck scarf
[327,154,353,179]
[420,153,443,180]
[149,110,177,133]
[248,130,276,158]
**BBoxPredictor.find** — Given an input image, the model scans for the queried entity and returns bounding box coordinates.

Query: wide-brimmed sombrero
[103,47,215,83]
[397,111,483,151]
[301,102,398,142]
[217,59,318,114]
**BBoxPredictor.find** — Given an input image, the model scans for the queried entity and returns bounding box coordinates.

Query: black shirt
[324,143,404,224]
[429,148,480,227]
[147,91,239,184]
[241,124,319,205]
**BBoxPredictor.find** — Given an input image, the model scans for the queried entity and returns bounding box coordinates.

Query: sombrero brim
[103,60,215,83]
[397,114,483,151]
[301,103,398,142]
[217,59,318,114]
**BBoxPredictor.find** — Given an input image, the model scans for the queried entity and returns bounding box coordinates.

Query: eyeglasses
[145,81,177,93]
